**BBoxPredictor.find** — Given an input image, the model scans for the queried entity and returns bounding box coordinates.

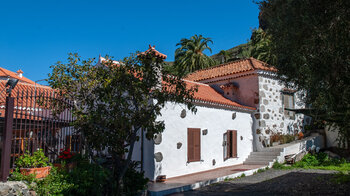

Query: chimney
[16,69,23,78]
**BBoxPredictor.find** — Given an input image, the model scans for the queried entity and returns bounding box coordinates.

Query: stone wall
[253,75,305,151]
[0,181,35,196]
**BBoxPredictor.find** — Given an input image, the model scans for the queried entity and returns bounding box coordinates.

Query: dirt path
[170,169,350,196]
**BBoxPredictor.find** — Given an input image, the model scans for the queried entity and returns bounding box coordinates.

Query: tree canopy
[47,52,197,194]
[175,34,216,73]
[250,28,276,66]
[258,0,350,147]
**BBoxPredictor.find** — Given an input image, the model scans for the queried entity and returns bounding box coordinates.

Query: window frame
[282,91,295,119]
[224,130,237,160]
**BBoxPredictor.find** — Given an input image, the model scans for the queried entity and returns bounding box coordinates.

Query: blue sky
[0,0,260,82]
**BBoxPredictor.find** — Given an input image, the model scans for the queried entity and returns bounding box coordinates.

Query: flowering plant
[58,149,75,162]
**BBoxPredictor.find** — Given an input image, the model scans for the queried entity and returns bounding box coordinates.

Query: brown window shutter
[227,131,232,158]
[187,129,194,162]
[232,130,237,157]
[188,128,201,162]
[193,129,201,161]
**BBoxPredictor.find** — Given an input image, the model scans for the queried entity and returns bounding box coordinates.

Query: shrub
[67,158,110,196]
[9,167,74,195]
[281,135,295,144]
[123,161,149,195]
[34,167,74,195]
[15,149,50,168]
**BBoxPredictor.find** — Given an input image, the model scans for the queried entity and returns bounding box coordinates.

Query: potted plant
[15,149,51,179]
[54,148,77,171]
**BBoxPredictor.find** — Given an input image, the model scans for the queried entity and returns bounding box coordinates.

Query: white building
[129,47,305,181]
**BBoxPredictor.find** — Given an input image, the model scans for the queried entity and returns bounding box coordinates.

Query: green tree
[218,50,230,63]
[47,52,197,194]
[175,34,216,73]
[250,28,276,65]
[258,0,350,147]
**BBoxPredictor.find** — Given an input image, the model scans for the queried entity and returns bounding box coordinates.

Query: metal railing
[0,88,80,181]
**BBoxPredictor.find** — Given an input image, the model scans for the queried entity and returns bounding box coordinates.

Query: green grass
[253,167,270,174]
[272,152,350,172]
[224,173,246,181]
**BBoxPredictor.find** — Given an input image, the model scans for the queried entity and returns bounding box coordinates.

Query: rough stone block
[263,113,269,119]
[154,152,163,162]
[154,133,162,145]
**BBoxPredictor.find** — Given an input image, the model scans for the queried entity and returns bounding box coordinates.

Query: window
[224,130,237,160]
[282,92,295,119]
[187,128,201,162]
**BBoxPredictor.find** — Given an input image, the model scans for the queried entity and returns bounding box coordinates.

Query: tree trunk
[115,131,137,195]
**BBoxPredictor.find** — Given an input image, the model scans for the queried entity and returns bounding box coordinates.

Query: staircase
[243,148,283,166]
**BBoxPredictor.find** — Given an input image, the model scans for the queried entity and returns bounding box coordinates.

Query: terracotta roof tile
[139,45,167,59]
[0,67,35,84]
[0,81,53,119]
[185,57,277,82]
[184,80,255,110]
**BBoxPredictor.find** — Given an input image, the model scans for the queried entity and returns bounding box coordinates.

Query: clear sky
[0,0,260,82]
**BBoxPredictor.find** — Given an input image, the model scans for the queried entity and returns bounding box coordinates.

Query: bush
[122,161,149,195]
[15,149,50,168]
[34,167,74,195]
[11,155,149,195]
[9,167,74,195]
[67,158,110,196]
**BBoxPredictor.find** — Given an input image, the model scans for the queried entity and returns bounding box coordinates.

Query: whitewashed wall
[131,129,155,180]
[152,102,253,180]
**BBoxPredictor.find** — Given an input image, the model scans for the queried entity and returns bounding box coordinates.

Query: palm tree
[218,50,230,63]
[251,28,276,65]
[175,34,215,73]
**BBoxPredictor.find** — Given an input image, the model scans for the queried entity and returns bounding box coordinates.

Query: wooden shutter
[193,129,201,161]
[187,128,201,162]
[227,131,232,158]
[223,133,228,159]
[232,130,237,157]
[227,130,237,158]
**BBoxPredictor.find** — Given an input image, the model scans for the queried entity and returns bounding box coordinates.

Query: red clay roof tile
[185,57,277,82]
[140,45,167,59]
[184,80,255,110]
[0,67,35,84]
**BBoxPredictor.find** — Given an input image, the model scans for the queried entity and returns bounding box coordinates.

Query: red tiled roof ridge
[139,45,167,59]
[185,57,277,82]
[0,67,36,84]
[182,79,210,87]
[190,58,251,75]
[0,80,50,89]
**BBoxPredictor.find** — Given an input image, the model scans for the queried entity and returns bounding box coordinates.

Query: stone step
[243,160,274,165]
[245,157,276,162]
[247,154,278,158]
[259,148,283,152]
[250,151,281,156]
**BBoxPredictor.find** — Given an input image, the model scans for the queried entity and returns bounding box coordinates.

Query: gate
[0,82,80,181]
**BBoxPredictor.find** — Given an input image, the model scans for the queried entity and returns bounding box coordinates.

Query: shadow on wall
[154,162,162,181]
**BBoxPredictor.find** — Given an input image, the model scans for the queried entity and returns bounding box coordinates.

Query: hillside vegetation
[211,42,252,63]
